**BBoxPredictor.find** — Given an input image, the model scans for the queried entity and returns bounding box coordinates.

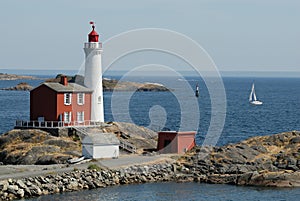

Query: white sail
[253,92,257,101]
[252,85,257,101]
[249,83,254,101]
[249,83,262,105]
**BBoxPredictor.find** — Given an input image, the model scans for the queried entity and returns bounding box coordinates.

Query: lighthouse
[84,22,104,122]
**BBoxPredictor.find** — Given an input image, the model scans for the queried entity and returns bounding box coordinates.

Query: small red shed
[30,77,93,125]
[157,131,196,154]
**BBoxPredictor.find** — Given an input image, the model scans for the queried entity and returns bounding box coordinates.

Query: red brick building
[157,131,196,154]
[30,77,93,125]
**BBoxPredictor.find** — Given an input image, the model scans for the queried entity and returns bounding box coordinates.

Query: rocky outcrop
[0,73,38,80]
[102,79,170,92]
[179,131,300,187]
[0,129,81,165]
[46,74,170,92]
[1,82,33,91]
[0,122,158,164]
[101,122,158,153]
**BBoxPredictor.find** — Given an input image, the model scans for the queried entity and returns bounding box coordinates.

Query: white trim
[64,111,72,123]
[77,111,84,123]
[77,93,85,105]
[64,93,72,105]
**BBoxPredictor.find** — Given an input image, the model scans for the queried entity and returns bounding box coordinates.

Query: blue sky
[0,0,299,72]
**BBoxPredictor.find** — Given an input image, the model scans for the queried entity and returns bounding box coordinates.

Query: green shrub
[87,164,102,171]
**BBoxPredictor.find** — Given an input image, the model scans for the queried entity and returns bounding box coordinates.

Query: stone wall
[0,162,186,200]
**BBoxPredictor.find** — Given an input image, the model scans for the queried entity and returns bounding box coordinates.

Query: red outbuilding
[157,131,196,154]
[30,76,93,126]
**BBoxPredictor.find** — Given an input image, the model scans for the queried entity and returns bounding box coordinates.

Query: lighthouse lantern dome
[88,22,99,42]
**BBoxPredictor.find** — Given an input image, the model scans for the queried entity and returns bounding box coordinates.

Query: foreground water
[25,182,300,201]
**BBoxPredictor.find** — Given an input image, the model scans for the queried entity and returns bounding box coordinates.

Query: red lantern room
[88,22,99,42]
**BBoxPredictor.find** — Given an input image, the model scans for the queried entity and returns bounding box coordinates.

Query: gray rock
[17,188,25,198]
[237,172,253,185]
[250,145,267,153]
[29,185,42,196]
[290,137,300,144]
[66,181,79,191]
[0,180,8,191]
[16,180,26,189]
[7,185,18,195]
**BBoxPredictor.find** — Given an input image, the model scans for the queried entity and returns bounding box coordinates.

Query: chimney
[60,75,68,86]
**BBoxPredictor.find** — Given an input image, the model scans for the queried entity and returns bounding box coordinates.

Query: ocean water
[1,75,300,200]
[2,76,299,146]
[25,182,300,201]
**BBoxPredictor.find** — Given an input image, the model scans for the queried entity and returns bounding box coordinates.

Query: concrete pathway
[98,154,175,169]
[0,154,176,180]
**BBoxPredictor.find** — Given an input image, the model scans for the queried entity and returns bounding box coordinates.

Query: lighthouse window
[77,111,84,123]
[64,112,72,123]
[77,93,85,105]
[98,96,102,104]
[64,93,72,105]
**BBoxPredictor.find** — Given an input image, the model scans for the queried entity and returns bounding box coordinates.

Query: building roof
[42,82,93,93]
[82,133,120,145]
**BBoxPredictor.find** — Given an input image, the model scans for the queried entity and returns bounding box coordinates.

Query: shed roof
[41,82,93,93]
[82,133,120,145]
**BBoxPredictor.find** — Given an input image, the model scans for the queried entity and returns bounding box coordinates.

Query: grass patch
[87,164,102,171]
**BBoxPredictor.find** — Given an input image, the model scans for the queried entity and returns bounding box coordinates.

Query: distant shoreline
[0,73,40,81]
[1,69,300,78]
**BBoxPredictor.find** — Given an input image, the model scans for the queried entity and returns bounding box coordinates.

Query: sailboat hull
[250,100,263,105]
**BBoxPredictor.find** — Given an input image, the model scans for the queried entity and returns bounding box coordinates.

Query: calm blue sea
[24,182,300,201]
[1,76,300,146]
[1,74,300,200]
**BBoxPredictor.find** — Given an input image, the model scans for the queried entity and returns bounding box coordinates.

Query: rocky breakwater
[0,162,181,200]
[179,131,300,187]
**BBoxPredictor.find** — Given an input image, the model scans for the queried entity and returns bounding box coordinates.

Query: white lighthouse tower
[84,22,104,122]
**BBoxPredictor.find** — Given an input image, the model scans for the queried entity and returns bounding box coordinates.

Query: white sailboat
[249,83,263,105]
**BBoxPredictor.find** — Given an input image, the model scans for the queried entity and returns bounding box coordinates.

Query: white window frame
[64,93,72,105]
[77,93,85,105]
[64,111,72,123]
[77,111,84,123]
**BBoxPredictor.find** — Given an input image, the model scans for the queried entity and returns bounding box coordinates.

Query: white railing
[119,139,137,153]
[15,120,104,128]
[73,127,89,136]
[84,42,102,49]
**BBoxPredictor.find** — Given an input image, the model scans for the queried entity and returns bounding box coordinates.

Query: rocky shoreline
[47,74,170,92]
[1,130,300,200]
[0,82,33,91]
[179,131,300,187]
[2,154,299,201]
[0,162,178,200]
[0,74,170,92]
[0,73,38,81]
